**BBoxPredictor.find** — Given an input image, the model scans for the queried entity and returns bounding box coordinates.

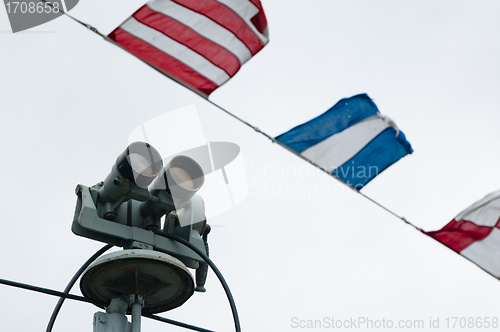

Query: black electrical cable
[2,275,213,331]
[155,231,241,332]
[41,243,219,332]
[46,244,114,332]
[0,278,106,307]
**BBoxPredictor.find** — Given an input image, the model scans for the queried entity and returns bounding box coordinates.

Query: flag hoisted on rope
[275,94,413,189]
[108,0,269,98]
[424,189,500,279]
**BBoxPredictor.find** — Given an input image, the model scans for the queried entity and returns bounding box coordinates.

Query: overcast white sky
[1,1,500,331]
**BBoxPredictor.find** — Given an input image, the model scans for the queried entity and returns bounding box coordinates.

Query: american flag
[108,0,269,97]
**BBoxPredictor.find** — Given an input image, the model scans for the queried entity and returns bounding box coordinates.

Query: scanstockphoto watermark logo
[128,105,248,226]
[290,316,499,329]
[3,0,78,32]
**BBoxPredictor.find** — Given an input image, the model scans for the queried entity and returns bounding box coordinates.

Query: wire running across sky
[1,231,240,332]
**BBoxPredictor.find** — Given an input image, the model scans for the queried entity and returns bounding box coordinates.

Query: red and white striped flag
[425,189,500,279]
[108,0,269,97]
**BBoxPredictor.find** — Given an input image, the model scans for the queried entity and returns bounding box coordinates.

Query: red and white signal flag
[424,189,500,278]
[108,0,269,97]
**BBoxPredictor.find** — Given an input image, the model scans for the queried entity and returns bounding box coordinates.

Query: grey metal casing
[72,184,205,269]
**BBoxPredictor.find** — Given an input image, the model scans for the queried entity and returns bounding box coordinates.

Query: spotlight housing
[98,142,163,220]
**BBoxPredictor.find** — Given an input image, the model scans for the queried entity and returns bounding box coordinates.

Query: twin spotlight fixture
[96,141,205,228]
[72,141,210,271]
[74,142,213,314]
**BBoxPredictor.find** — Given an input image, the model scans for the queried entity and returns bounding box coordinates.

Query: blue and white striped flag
[276,94,413,189]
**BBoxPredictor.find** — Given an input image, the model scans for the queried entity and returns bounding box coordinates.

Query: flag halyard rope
[204,98,418,228]
[35,6,418,229]
[38,0,106,37]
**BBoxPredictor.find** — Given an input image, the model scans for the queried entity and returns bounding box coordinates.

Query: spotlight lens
[116,142,163,188]
[129,153,156,177]
[170,167,195,190]
[168,156,204,192]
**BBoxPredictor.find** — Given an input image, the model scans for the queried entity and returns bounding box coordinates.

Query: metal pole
[93,297,130,332]
[131,295,143,332]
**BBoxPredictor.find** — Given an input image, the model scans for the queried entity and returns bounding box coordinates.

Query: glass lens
[129,153,154,176]
[170,167,195,190]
